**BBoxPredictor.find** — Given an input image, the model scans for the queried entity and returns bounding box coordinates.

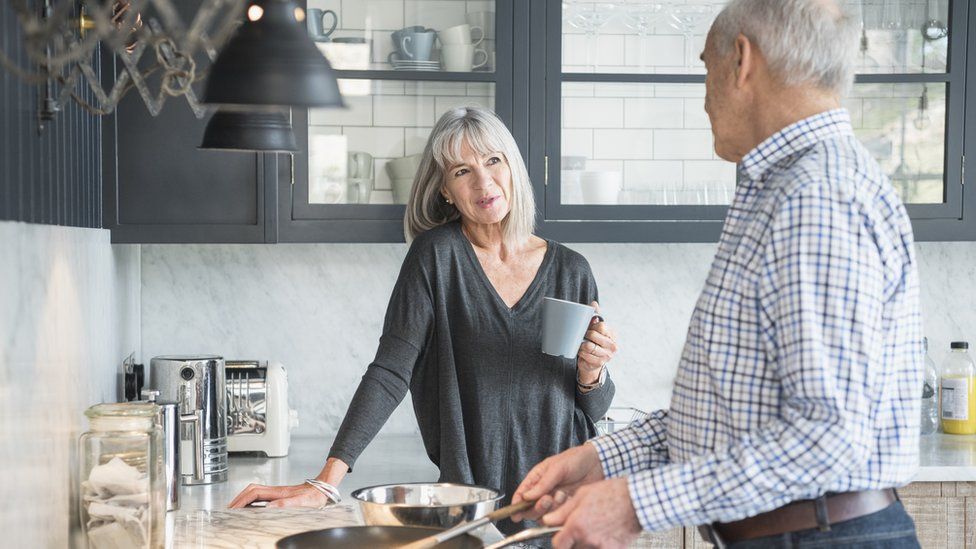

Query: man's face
[702,31,748,162]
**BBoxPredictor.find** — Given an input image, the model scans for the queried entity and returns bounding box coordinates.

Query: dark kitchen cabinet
[103,62,278,243]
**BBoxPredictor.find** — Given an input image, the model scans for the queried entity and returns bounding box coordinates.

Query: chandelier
[1,0,344,151]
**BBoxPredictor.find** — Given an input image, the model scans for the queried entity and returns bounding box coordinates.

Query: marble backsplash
[141,240,976,442]
[0,221,141,548]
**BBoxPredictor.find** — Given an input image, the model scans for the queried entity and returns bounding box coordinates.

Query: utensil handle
[483,527,562,549]
[401,500,538,549]
[486,500,535,522]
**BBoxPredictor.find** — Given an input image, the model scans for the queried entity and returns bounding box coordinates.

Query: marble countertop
[168,432,976,547]
[170,435,504,548]
[915,433,976,482]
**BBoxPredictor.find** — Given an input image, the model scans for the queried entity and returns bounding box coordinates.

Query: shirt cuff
[626,469,680,532]
[590,427,648,478]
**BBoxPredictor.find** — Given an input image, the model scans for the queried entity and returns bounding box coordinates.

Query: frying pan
[275,525,560,549]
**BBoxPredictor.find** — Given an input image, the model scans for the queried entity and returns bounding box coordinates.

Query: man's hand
[511,442,605,522]
[543,478,642,549]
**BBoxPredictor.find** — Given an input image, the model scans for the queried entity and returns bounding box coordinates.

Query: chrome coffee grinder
[149,355,228,485]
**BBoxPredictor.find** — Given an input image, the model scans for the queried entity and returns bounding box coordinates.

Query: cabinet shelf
[334,70,496,82]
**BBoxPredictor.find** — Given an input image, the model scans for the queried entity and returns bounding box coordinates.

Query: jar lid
[85,402,157,432]
[951,341,969,350]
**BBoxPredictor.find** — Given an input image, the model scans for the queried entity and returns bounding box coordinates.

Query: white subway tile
[624,98,684,129]
[684,160,736,185]
[683,98,710,129]
[341,0,403,30]
[435,95,493,114]
[593,82,655,98]
[653,129,714,160]
[584,159,624,173]
[654,84,705,98]
[563,97,624,128]
[343,126,405,158]
[372,80,406,95]
[369,190,395,204]
[466,82,492,96]
[563,82,595,97]
[308,0,341,14]
[623,161,683,190]
[373,95,436,126]
[371,30,398,65]
[623,35,684,68]
[561,129,593,158]
[403,82,468,96]
[309,95,372,126]
[562,34,625,68]
[405,127,433,156]
[466,1,494,13]
[405,1,467,30]
[593,129,655,159]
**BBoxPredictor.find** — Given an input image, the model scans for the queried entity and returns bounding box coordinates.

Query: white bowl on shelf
[580,171,622,205]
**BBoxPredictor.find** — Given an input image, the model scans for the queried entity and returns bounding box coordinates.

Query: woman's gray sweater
[328,221,615,534]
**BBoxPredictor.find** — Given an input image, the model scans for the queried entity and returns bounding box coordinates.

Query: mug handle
[321,9,339,38]
[401,35,414,59]
[472,48,488,69]
[469,25,485,47]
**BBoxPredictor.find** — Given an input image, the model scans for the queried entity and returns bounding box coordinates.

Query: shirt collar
[739,108,854,183]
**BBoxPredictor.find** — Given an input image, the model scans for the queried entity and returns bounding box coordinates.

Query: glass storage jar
[79,402,165,549]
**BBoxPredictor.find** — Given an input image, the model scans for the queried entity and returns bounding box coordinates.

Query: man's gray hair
[711,0,859,96]
[404,106,536,246]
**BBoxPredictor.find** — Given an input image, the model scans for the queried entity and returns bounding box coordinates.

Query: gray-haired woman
[230,107,618,536]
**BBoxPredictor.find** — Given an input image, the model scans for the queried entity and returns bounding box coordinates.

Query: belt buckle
[698,524,727,549]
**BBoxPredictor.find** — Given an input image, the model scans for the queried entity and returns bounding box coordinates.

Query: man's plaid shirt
[592,109,923,531]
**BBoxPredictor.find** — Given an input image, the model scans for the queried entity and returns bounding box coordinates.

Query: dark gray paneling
[101,0,270,244]
[0,2,101,229]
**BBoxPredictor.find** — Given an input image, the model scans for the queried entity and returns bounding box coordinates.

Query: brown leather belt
[698,489,897,548]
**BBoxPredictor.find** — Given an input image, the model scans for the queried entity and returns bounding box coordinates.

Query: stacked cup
[438,23,488,72]
[466,12,494,71]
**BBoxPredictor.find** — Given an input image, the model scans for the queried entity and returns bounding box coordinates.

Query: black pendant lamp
[198,110,299,152]
[203,0,345,108]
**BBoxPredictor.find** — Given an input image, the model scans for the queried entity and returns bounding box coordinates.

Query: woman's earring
[444,196,452,205]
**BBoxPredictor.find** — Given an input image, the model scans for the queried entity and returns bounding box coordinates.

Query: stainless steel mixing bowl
[351,482,503,529]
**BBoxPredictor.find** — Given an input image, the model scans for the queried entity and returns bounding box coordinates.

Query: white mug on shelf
[441,44,488,72]
[466,11,494,40]
[438,23,484,46]
[580,171,622,205]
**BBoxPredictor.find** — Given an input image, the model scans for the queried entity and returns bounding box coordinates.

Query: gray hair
[404,106,536,247]
[711,0,859,96]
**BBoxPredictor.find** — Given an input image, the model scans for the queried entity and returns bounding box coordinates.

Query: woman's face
[440,140,513,228]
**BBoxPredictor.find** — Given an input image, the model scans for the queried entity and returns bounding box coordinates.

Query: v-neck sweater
[328,221,615,530]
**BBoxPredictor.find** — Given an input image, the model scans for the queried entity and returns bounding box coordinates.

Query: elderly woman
[229,106,617,534]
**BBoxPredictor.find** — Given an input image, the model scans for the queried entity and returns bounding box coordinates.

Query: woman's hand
[228,482,331,509]
[228,457,348,509]
[576,301,617,385]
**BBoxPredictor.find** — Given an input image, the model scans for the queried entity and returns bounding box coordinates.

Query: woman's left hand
[576,301,617,385]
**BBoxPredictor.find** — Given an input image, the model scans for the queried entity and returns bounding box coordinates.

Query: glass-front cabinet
[538,0,964,241]
[281,0,509,241]
[282,0,972,242]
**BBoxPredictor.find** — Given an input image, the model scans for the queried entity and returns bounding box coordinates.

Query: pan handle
[483,527,562,549]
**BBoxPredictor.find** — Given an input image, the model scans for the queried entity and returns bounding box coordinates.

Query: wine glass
[621,2,669,69]
[566,2,618,71]
[667,3,718,72]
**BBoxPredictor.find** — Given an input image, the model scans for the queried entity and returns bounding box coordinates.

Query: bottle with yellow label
[940,341,976,435]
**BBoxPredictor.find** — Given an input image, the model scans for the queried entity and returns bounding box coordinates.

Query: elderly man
[512,0,923,547]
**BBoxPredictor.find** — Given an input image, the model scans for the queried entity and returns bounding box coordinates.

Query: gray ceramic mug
[399,31,438,61]
[306,9,338,42]
[541,297,602,358]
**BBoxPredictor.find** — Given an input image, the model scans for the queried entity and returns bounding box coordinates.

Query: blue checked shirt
[592,109,923,531]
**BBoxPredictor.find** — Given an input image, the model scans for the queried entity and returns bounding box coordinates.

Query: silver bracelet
[305,478,342,507]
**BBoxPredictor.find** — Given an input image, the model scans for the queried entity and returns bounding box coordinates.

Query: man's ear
[734,33,753,88]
